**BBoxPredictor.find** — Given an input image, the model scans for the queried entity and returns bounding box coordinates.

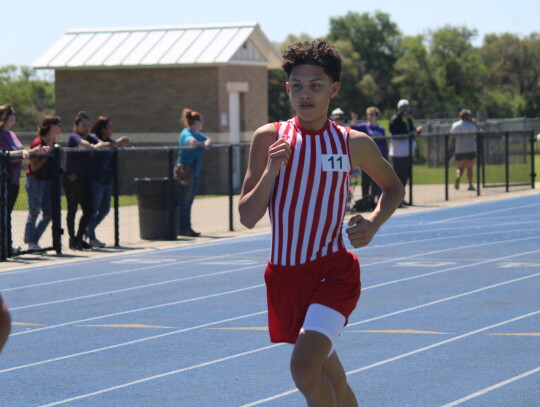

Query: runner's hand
[346,214,376,248]
[266,138,291,178]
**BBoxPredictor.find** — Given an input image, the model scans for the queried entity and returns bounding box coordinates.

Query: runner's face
[286,65,339,124]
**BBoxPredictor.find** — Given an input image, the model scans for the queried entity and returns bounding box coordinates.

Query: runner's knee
[290,355,323,392]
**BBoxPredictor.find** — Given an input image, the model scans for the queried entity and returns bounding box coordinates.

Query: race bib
[321,154,351,172]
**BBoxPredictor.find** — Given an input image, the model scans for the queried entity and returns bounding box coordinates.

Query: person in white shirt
[450,109,479,191]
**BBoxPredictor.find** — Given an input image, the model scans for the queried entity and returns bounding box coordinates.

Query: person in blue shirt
[176,108,211,237]
[351,107,388,200]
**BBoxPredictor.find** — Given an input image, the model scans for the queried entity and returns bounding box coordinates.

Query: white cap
[397,99,410,109]
[331,108,345,116]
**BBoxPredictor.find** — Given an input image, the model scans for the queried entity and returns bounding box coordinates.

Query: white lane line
[365,226,535,250]
[37,343,284,407]
[10,235,535,311]
[363,248,540,291]
[9,284,265,336]
[0,218,534,292]
[373,220,537,238]
[1,247,268,291]
[8,244,539,337]
[0,311,268,374]
[9,264,262,310]
[3,197,537,279]
[3,270,538,376]
[4,227,534,294]
[239,310,540,406]
[439,366,540,407]
[0,233,271,276]
[350,272,540,328]
[357,235,539,270]
[425,202,540,225]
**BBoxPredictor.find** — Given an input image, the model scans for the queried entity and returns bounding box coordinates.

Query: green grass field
[12,188,227,212]
[10,155,538,211]
[411,161,538,185]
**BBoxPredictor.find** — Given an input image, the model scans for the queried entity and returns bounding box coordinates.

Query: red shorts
[264,249,361,344]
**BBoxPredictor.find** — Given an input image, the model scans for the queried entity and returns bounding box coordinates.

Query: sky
[4,0,540,67]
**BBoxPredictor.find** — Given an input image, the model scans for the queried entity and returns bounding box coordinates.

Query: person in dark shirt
[85,116,129,247]
[0,104,44,254]
[0,105,29,213]
[62,111,109,250]
[388,99,422,207]
[351,107,388,200]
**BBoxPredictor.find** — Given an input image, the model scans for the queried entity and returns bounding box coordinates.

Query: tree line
[269,11,540,122]
[0,66,54,131]
[1,11,538,130]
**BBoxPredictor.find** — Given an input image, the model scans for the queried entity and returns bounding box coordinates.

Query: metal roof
[33,23,282,70]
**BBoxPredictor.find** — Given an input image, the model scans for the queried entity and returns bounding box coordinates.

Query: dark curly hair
[281,39,342,83]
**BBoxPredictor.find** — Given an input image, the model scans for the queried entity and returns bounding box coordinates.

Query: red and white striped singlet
[269,117,352,266]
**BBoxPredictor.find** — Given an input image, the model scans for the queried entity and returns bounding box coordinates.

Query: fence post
[51,146,63,255]
[504,132,510,192]
[6,152,13,257]
[476,132,482,195]
[408,135,413,206]
[530,130,536,189]
[228,145,234,232]
[167,149,176,239]
[112,148,120,247]
[0,152,8,260]
[444,134,449,201]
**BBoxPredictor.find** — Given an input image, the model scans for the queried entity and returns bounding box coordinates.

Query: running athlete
[0,294,10,352]
[239,40,404,406]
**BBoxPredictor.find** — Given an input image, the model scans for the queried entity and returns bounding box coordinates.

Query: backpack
[353,195,376,212]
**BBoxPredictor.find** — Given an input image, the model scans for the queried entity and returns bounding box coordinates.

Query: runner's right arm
[238,124,291,229]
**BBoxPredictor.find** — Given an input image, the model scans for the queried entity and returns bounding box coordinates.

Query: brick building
[34,23,282,193]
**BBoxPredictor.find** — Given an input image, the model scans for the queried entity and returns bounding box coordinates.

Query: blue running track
[1,194,539,406]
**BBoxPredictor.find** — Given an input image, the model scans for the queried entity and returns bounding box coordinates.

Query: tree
[480,33,540,117]
[428,26,487,116]
[328,11,401,110]
[0,65,55,130]
[330,40,367,114]
[393,35,441,117]
[268,68,294,123]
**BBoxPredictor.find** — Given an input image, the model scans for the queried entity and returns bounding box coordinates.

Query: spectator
[0,294,10,352]
[176,108,211,237]
[0,105,31,255]
[24,115,61,251]
[63,111,109,250]
[389,99,422,207]
[0,105,29,211]
[329,107,345,125]
[351,107,388,200]
[451,109,478,191]
[85,116,130,247]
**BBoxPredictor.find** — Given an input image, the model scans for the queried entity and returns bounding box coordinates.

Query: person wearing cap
[389,99,422,206]
[329,107,346,125]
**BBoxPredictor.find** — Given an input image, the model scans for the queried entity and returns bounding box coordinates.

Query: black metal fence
[348,129,536,207]
[0,130,536,260]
